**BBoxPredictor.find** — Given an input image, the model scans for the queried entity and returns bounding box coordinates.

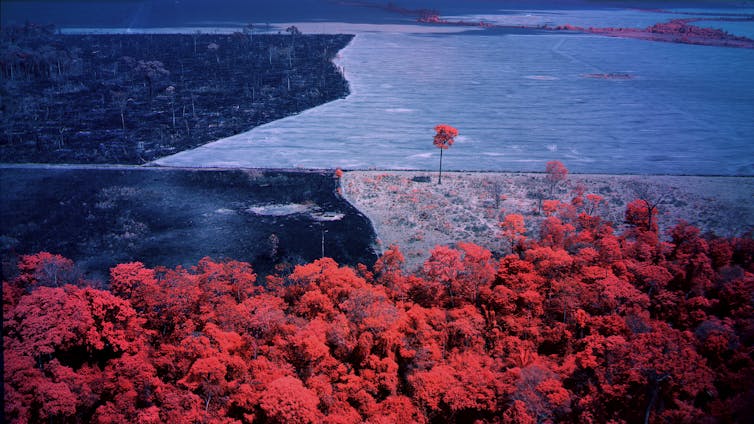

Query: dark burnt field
[0,26,352,163]
[0,166,377,282]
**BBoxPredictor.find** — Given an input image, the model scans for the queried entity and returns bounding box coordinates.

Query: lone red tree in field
[545,160,568,196]
[433,124,458,184]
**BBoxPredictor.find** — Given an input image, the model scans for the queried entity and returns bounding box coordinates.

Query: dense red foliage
[433,124,458,150]
[4,198,754,423]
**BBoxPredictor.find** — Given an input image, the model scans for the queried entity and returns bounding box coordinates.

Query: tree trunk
[644,382,660,424]
[321,224,326,258]
[438,149,444,185]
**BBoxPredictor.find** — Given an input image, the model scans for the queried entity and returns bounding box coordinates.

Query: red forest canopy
[4,199,754,423]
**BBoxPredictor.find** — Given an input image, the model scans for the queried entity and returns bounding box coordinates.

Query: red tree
[626,198,659,233]
[259,376,322,423]
[17,252,79,288]
[433,124,458,184]
[545,160,568,196]
[500,213,527,253]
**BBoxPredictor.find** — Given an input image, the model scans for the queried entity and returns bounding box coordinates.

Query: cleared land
[0,28,352,163]
[343,170,754,270]
[0,166,376,281]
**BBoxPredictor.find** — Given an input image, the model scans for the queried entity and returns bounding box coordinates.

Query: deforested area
[0,24,352,163]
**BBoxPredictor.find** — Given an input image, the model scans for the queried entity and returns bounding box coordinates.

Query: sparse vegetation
[343,170,754,270]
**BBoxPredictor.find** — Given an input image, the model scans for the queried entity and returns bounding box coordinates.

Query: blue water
[154,11,754,175]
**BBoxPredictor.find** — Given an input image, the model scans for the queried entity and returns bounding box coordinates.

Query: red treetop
[545,160,568,184]
[433,124,458,149]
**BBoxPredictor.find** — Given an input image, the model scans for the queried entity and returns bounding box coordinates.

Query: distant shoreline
[415,9,754,49]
